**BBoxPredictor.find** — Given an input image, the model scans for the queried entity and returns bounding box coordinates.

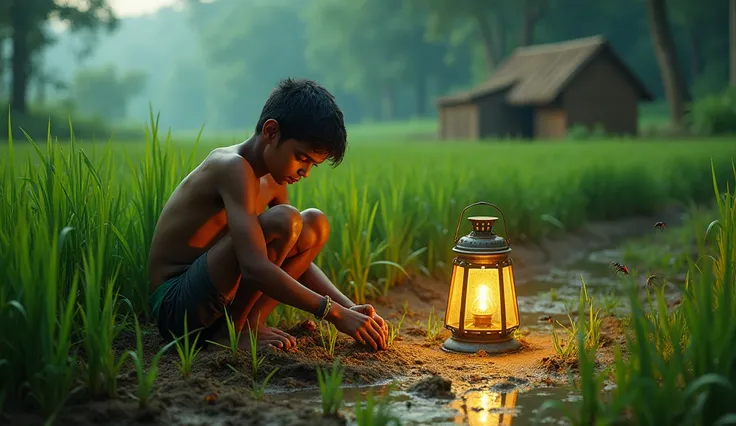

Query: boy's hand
[349,304,389,338]
[330,305,386,351]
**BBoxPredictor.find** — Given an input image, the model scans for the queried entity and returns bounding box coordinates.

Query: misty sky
[108,0,180,17]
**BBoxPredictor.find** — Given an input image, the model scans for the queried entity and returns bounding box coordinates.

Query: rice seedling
[266,304,305,329]
[170,312,204,378]
[537,291,614,425]
[126,312,179,409]
[205,307,243,362]
[425,307,444,342]
[316,358,345,417]
[353,383,402,426]
[387,309,407,347]
[318,320,339,357]
[551,282,603,362]
[601,290,620,317]
[242,317,279,400]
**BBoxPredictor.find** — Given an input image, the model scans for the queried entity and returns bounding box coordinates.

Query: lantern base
[441,335,521,355]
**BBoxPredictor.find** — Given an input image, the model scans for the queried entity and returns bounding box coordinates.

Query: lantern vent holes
[468,216,498,233]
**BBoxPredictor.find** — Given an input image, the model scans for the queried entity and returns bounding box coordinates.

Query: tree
[304,0,450,119]
[187,0,314,128]
[521,0,549,46]
[8,0,117,114]
[407,0,502,73]
[69,64,146,121]
[644,0,690,130]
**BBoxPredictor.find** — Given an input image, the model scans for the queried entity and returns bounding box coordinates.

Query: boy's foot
[240,324,297,351]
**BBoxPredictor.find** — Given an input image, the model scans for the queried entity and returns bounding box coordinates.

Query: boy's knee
[301,208,330,244]
[267,204,303,240]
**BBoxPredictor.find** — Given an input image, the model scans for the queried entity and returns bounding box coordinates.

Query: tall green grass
[540,162,736,426]
[1,113,735,422]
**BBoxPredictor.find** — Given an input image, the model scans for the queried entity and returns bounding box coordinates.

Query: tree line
[1,0,734,130]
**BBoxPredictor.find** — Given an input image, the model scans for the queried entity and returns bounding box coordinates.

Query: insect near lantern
[441,202,521,354]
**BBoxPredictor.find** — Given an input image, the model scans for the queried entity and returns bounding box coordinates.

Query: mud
[2,205,692,425]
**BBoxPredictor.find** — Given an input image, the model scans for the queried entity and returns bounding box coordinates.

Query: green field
[1,117,736,422]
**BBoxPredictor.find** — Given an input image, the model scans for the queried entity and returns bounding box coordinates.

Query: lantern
[441,202,521,354]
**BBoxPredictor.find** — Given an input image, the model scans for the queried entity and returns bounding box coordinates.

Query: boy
[148,78,388,351]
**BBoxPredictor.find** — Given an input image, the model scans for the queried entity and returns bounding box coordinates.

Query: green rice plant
[330,169,409,304]
[387,309,407,347]
[169,311,204,378]
[78,249,129,398]
[246,317,279,400]
[316,358,345,417]
[266,304,305,329]
[354,383,402,426]
[118,109,202,320]
[601,290,620,317]
[377,179,427,294]
[225,362,279,401]
[126,313,179,409]
[425,306,444,342]
[536,288,614,425]
[0,210,81,422]
[546,288,560,302]
[205,307,242,361]
[551,282,603,362]
[318,320,339,357]
[3,114,736,421]
[419,183,461,280]
[544,162,736,425]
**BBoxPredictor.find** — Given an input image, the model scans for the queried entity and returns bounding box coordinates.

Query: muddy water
[270,380,578,426]
[265,246,646,425]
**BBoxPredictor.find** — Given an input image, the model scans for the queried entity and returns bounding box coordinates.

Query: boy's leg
[204,204,314,349]
[245,208,329,329]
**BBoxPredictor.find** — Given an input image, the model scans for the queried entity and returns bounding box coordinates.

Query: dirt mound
[407,375,455,399]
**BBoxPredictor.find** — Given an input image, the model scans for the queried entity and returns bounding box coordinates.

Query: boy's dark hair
[255,78,347,167]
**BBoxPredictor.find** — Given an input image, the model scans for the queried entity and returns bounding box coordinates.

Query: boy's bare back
[148,144,283,292]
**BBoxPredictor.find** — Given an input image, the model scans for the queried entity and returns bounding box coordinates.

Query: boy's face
[261,120,328,185]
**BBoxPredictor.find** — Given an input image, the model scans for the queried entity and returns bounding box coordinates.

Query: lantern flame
[473,284,493,314]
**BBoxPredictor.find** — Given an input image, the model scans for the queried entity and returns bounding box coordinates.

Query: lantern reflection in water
[455,390,519,425]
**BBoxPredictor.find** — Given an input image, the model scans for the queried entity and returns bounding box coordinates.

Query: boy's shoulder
[203,145,255,176]
[198,145,260,195]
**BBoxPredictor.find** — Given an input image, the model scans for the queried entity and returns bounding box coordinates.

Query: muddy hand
[334,306,386,351]
[350,304,389,344]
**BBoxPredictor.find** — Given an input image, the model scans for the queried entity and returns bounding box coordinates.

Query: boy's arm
[217,158,326,316]
[270,189,387,336]
[215,156,386,349]
[268,190,356,309]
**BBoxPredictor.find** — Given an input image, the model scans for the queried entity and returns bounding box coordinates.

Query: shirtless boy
[148,78,388,351]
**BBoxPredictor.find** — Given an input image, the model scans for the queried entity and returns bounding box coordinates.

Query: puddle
[266,380,577,425]
[515,247,648,332]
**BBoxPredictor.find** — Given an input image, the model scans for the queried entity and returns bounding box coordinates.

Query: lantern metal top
[452,202,511,255]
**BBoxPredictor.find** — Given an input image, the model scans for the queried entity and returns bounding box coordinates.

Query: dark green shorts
[149,252,230,343]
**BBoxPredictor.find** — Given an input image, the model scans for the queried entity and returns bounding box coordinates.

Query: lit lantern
[442,202,521,354]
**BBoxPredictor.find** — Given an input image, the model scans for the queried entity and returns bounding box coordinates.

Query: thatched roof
[436,35,653,107]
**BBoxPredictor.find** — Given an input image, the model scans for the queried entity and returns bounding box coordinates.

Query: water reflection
[453,389,519,425]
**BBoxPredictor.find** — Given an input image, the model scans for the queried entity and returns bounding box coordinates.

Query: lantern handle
[453,201,511,246]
